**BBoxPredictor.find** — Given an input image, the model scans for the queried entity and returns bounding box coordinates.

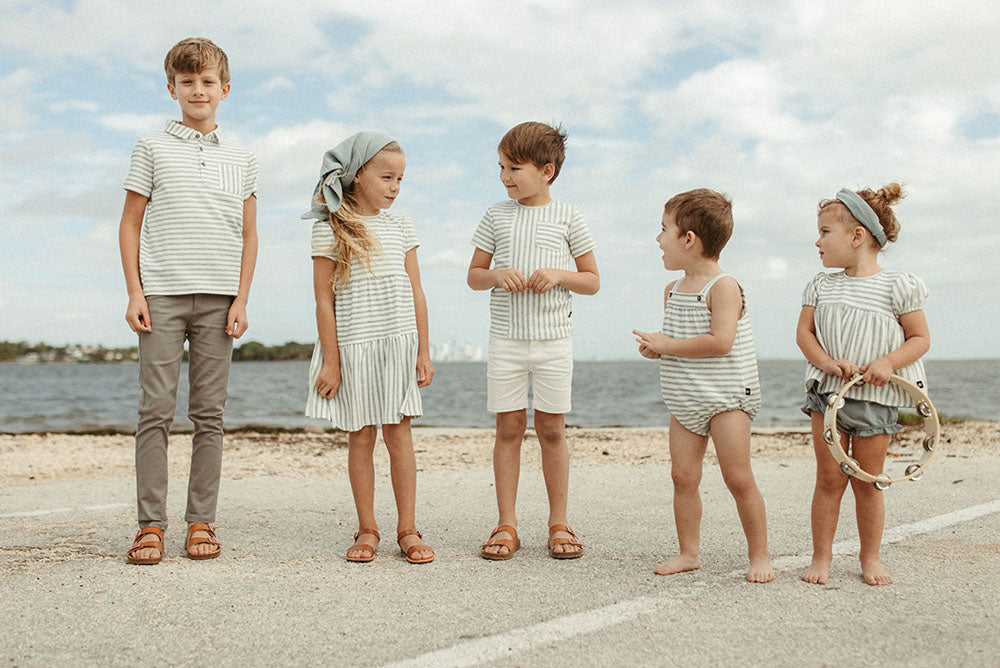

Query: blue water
[0,360,997,433]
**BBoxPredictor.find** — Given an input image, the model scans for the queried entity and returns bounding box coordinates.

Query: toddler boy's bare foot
[801,557,831,584]
[746,557,774,583]
[861,559,893,586]
[654,554,701,576]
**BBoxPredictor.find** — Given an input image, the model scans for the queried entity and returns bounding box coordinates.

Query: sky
[2,0,998,360]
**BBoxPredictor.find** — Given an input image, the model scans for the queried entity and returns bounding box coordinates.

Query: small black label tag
[745,388,752,396]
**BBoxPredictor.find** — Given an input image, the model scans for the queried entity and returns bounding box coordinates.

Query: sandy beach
[1,421,996,484]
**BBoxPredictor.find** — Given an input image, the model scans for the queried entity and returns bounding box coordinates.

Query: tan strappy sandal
[397,529,434,564]
[480,524,520,561]
[126,526,164,565]
[548,524,583,559]
[185,522,221,560]
[346,528,380,563]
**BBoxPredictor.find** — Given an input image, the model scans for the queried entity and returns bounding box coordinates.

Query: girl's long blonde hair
[319,142,403,290]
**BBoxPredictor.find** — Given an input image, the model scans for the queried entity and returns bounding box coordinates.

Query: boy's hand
[493,268,528,293]
[227,299,248,338]
[527,268,563,294]
[416,353,434,388]
[125,295,152,333]
[637,341,661,359]
[316,361,342,399]
[860,358,893,386]
[818,358,858,380]
[633,329,671,356]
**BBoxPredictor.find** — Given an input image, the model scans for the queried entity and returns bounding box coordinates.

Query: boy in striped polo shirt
[468,122,600,560]
[118,38,259,565]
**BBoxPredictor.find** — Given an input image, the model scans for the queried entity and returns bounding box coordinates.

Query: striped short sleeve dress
[659,273,762,436]
[305,212,422,431]
[802,270,929,406]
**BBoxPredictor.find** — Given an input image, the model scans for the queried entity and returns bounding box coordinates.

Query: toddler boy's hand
[633,329,671,356]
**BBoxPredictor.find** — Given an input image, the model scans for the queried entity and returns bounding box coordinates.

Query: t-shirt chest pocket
[534,223,567,267]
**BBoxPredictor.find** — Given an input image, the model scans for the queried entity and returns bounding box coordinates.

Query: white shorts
[487,336,574,414]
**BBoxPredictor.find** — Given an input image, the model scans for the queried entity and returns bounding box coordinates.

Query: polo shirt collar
[164,119,221,143]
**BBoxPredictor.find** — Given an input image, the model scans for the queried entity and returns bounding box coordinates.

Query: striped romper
[659,273,762,436]
[305,212,422,432]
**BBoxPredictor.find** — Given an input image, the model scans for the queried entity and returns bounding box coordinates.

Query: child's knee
[721,470,756,496]
[496,413,526,442]
[671,466,701,491]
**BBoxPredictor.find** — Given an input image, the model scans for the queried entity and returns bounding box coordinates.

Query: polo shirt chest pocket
[203,157,244,197]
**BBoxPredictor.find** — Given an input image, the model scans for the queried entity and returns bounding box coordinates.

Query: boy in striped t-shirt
[118,38,259,565]
[468,122,599,560]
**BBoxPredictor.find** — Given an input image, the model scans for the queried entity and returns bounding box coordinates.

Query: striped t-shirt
[803,270,929,407]
[471,199,596,340]
[311,212,419,345]
[123,120,259,296]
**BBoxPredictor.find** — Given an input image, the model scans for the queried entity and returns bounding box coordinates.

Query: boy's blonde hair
[818,183,905,244]
[164,37,230,84]
[664,189,734,259]
[321,142,404,290]
[498,121,567,183]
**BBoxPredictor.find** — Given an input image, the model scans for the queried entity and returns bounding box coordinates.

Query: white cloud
[0,68,37,129]
[99,113,171,134]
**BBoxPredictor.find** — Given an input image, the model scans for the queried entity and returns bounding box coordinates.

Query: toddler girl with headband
[797,184,930,586]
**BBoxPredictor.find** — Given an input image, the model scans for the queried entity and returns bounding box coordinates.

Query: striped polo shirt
[123,120,259,296]
[803,270,929,407]
[472,199,596,340]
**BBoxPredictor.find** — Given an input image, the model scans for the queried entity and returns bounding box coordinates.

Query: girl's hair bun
[875,182,905,207]
[858,182,905,243]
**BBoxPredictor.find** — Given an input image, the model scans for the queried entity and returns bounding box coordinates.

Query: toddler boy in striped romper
[118,38,259,565]
[468,122,600,560]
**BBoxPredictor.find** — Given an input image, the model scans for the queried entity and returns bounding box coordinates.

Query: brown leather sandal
[548,524,583,559]
[185,522,221,560]
[346,528,380,563]
[126,526,164,565]
[480,524,520,561]
[397,529,434,564]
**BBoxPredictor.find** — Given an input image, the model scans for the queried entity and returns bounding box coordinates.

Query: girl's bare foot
[347,531,380,561]
[654,554,701,576]
[398,532,434,562]
[801,557,831,584]
[746,556,774,583]
[861,559,893,586]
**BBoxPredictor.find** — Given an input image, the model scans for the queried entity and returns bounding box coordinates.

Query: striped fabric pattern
[310,213,418,344]
[803,270,929,406]
[123,120,259,296]
[305,211,422,430]
[659,274,762,436]
[472,199,596,340]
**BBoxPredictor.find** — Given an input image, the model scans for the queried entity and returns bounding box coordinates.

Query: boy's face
[167,66,230,130]
[498,152,554,206]
[657,211,689,270]
[353,150,406,216]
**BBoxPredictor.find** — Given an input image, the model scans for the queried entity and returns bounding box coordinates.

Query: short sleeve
[890,273,928,315]
[402,217,419,252]
[566,207,596,258]
[243,150,259,200]
[802,272,826,307]
[471,210,496,254]
[123,137,153,198]
[311,220,337,261]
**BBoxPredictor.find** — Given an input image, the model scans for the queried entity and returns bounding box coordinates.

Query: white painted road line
[763,497,1000,575]
[0,502,130,519]
[388,499,1000,668]
[383,596,669,668]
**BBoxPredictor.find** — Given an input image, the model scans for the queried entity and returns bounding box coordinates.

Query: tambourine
[823,374,940,490]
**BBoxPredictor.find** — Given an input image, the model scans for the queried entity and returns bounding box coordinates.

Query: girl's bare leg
[850,433,893,585]
[383,418,433,561]
[347,426,379,559]
[802,411,851,584]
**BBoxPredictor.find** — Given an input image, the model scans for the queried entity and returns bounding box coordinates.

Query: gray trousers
[135,294,233,529]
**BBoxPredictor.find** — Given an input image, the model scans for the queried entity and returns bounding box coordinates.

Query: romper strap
[698,272,730,296]
[700,272,747,315]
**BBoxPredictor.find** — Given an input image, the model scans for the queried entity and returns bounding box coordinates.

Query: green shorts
[801,384,901,437]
